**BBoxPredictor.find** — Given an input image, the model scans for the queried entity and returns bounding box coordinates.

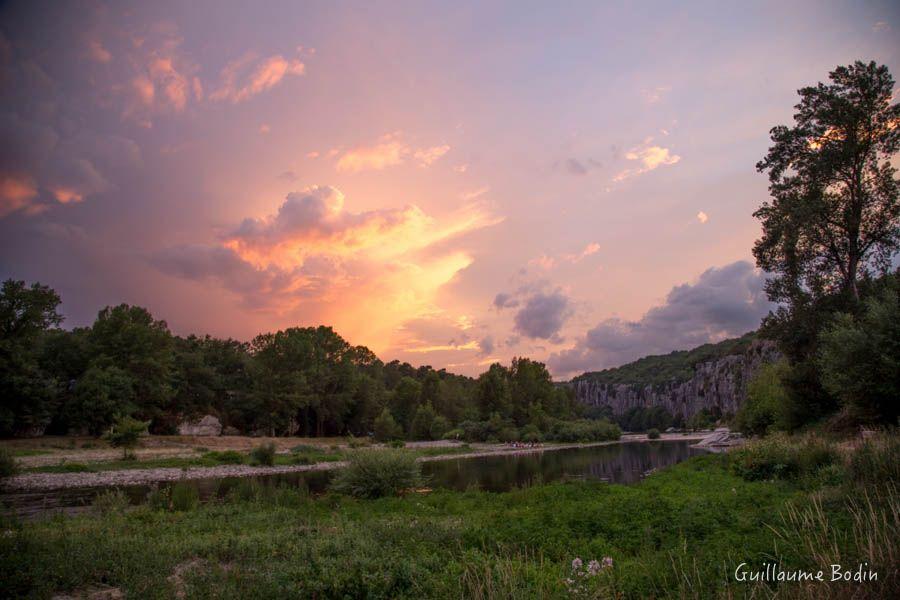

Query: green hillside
[571,332,757,388]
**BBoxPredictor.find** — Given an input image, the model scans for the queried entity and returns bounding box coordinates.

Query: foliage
[818,278,900,423]
[373,408,403,442]
[250,443,276,466]
[202,450,244,464]
[103,415,148,459]
[409,402,437,440]
[6,450,899,598]
[170,482,200,511]
[729,434,839,481]
[754,61,900,304]
[0,447,18,477]
[733,361,794,435]
[92,489,130,515]
[646,428,660,440]
[69,365,135,436]
[616,405,673,432]
[573,333,756,388]
[387,440,405,449]
[330,449,423,498]
[544,419,621,443]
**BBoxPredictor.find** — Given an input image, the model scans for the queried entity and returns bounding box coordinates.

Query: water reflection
[1,441,704,518]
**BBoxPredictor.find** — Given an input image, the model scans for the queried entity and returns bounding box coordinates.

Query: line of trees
[0,279,587,439]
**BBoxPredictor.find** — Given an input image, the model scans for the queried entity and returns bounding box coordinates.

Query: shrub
[92,489,130,514]
[250,442,276,466]
[729,435,838,481]
[171,482,199,511]
[647,428,661,440]
[520,424,542,443]
[203,450,244,464]
[331,450,423,499]
[290,444,318,453]
[0,448,18,478]
[430,416,450,440]
[443,428,464,440]
[387,440,405,449]
[104,415,149,459]
[346,436,370,449]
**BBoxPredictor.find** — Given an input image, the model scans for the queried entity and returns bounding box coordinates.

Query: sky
[1,1,898,379]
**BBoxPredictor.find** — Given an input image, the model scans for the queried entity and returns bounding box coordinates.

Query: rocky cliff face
[572,340,780,419]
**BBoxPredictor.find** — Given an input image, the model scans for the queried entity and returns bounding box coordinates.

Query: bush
[331,450,423,499]
[734,361,793,436]
[203,450,244,464]
[346,436,370,449]
[0,448,18,477]
[387,440,405,449]
[170,482,199,511]
[92,489,130,514]
[430,416,450,440]
[498,427,519,443]
[145,485,171,510]
[729,435,839,481]
[104,415,149,459]
[647,428,660,440]
[290,444,318,453]
[442,428,464,440]
[250,443,276,466]
[520,424,542,443]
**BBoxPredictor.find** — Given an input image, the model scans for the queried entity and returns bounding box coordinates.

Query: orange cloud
[86,39,111,63]
[50,186,84,204]
[211,53,305,103]
[614,137,681,181]
[0,174,38,217]
[155,186,500,352]
[336,134,451,172]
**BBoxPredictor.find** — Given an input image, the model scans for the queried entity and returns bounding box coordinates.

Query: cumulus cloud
[336,133,450,172]
[513,290,572,341]
[210,52,305,103]
[0,174,39,217]
[697,211,708,224]
[153,187,499,349]
[548,261,773,378]
[613,137,681,182]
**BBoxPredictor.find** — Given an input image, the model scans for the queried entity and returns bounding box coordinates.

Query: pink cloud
[211,53,305,103]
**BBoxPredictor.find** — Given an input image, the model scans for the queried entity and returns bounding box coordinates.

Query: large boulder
[177,415,222,436]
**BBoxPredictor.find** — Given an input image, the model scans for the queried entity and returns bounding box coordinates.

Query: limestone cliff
[571,338,780,419]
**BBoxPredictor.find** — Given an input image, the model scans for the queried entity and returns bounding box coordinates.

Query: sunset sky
[1,1,898,378]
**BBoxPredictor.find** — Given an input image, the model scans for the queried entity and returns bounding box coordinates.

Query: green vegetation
[0,447,18,477]
[733,361,793,436]
[3,434,897,598]
[103,415,149,459]
[646,428,660,439]
[573,333,756,388]
[249,442,277,466]
[330,449,423,498]
[0,280,585,443]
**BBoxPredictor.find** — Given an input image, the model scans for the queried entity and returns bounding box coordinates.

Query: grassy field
[2,433,897,599]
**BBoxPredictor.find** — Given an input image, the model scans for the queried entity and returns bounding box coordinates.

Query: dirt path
[1,434,708,492]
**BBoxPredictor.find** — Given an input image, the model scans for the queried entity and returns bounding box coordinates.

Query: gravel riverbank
[1,434,708,491]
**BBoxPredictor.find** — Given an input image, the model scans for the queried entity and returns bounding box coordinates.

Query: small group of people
[506,441,542,449]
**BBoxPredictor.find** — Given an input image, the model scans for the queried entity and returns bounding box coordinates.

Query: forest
[0,280,590,440]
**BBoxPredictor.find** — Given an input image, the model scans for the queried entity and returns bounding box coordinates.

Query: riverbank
[3,435,896,599]
[1,434,708,491]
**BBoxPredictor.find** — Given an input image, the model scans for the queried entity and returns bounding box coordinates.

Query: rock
[221,426,240,436]
[177,415,222,436]
[572,339,780,420]
[694,429,745,449]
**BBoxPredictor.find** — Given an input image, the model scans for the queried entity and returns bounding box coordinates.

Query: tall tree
[0,280,63,436]
[755,61,900,303]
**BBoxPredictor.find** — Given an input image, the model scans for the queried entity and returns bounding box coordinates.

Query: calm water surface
[2,441,706,518]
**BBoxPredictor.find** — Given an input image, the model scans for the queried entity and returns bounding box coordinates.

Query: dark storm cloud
[548,261,773,377]
[513,290,571,341]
